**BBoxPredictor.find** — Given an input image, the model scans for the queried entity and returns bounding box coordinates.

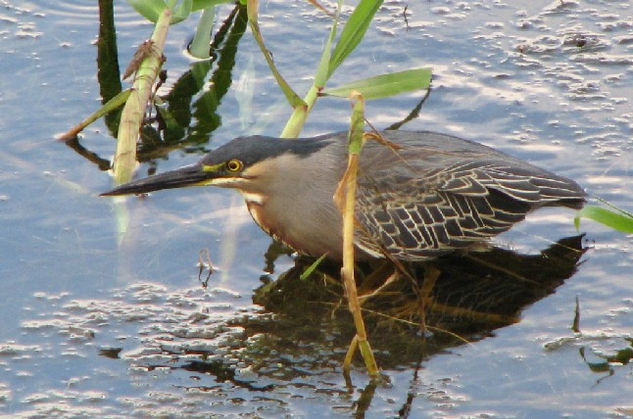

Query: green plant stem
[280,0,342,138]
[246,0,304,110]
[189,7,215,59]
[113,7,172,185]
[280,85,319,138]
[59,89,132,141]
[337,92,379,377]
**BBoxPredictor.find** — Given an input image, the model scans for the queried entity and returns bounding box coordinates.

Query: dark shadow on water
[181,360,276,391]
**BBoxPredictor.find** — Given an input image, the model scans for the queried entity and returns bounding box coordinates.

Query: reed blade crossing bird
[102,131,586,261]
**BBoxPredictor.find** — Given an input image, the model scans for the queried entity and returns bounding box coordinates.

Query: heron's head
[101,135,332,197]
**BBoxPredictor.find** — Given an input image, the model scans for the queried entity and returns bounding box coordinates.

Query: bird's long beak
[100,163,212,196]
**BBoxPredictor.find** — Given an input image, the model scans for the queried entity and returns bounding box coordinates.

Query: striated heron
[102,131,585,261]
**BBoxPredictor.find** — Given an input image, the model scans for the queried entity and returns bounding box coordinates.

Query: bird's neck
[244,197,300,252]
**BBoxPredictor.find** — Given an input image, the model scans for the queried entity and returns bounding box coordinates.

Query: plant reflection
[579,340,633,386]
[65,4,248,169]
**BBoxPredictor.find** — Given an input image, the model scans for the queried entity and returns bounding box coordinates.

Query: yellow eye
[226,159,243,172]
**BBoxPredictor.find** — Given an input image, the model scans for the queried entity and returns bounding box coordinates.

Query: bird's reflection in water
[251,234,586,367]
